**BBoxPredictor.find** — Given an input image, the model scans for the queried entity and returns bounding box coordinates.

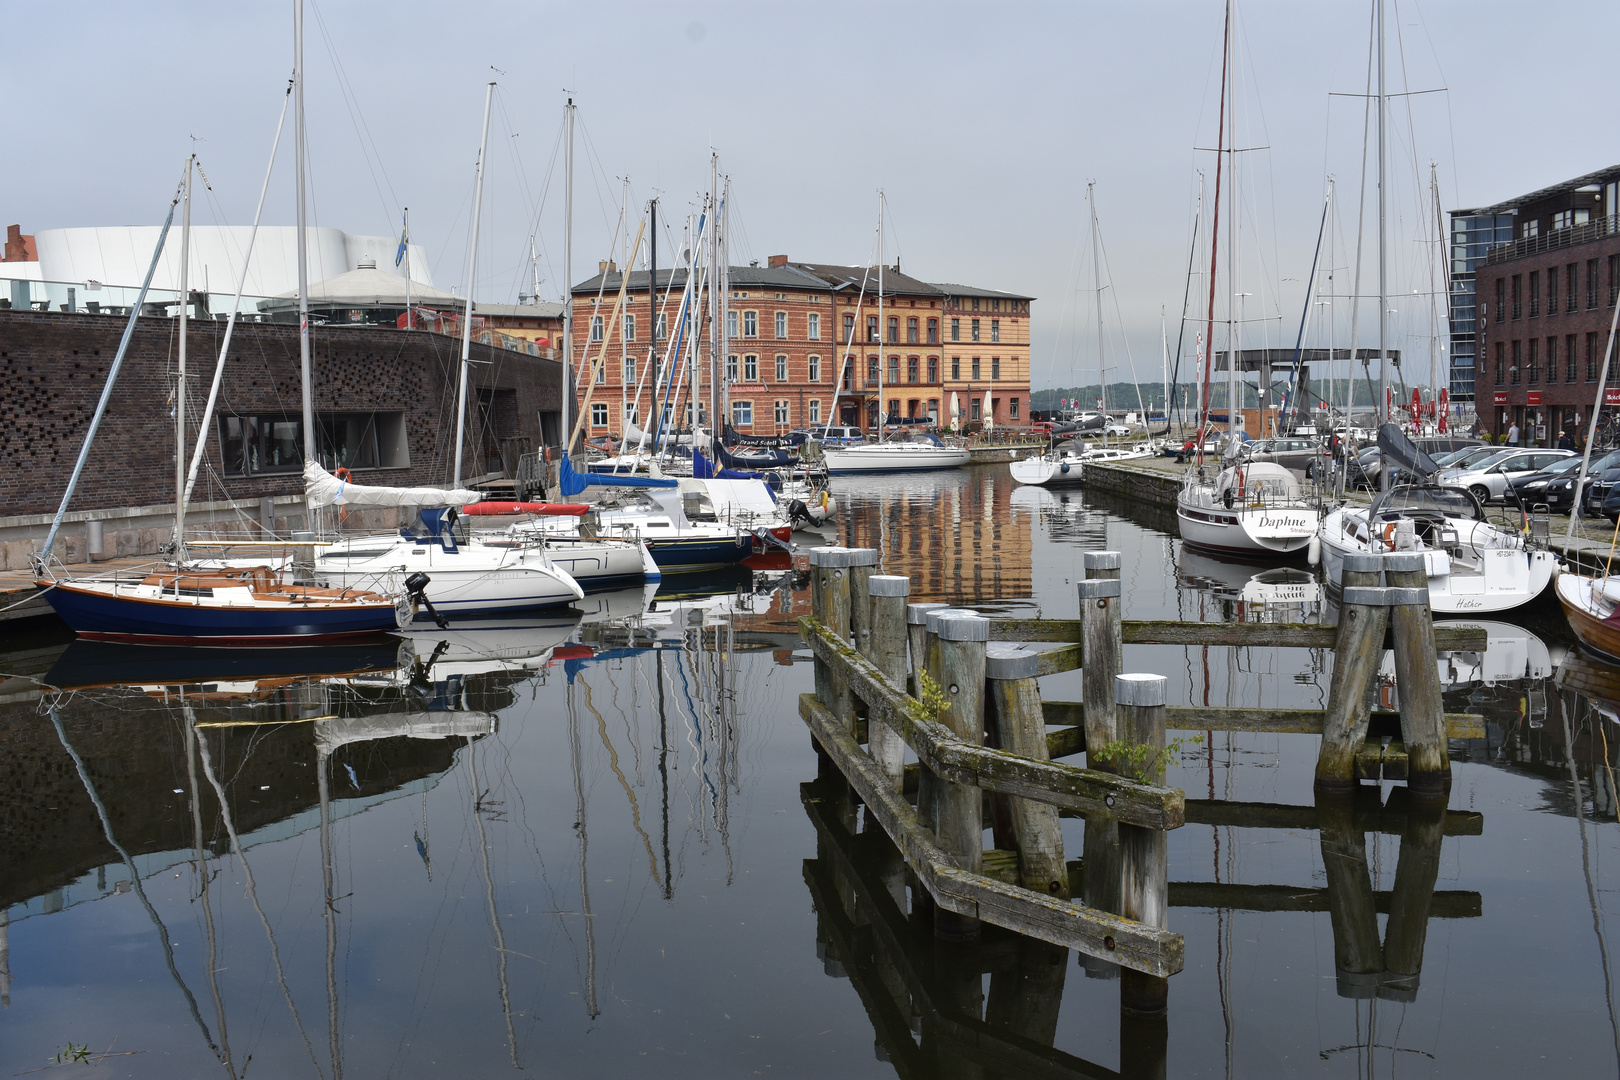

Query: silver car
[1440,448,1574,503]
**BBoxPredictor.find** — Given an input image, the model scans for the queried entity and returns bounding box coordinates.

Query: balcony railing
[1485,213,1620,265]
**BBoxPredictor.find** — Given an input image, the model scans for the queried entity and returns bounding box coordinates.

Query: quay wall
[1079,459,1182,509]
[0,311,561,548]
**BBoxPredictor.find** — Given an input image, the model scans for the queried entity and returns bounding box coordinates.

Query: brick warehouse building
[568,256,1032,438]
[0,310,560,566]
[1465,166,1620,444]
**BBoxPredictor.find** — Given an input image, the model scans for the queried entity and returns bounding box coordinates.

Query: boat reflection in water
[1176,546,1324,623]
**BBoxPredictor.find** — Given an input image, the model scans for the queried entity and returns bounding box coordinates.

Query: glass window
[927,318,938,344]
[887,316,898,344]
[992,357,1001,380]
[623,356,635,385]
[655,312,666,339]
[951,357,961,380]
[809,399,821,424]
[775,311,787,338]
[908,356,919,383]
[972,357,981,380]
[727,354,739,382]
[842,313,854,342]
[1010,397,1020,419]
[731,399,753,426]
[950,318,960,342]
[867,315,879,343]
[907,317,919,344]
[727,310,738,338]
[808,312,820,340]
[888,355,900,383]
[775,354,787,381]
[622,313,636,341]
[775,400,790,425]
[590,314,603,341]
[808,355,820,382]
[928,356,938,382]
[744,354,759,381]
[591,403,608,427]
[868,357,879,385]
[744,310,758,337]
[991,319,1000,343]
[971,319,981,342]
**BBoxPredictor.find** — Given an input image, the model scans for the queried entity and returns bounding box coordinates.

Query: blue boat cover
[559,453,678,497]
[692,450,767,482]
[715,443,796,469]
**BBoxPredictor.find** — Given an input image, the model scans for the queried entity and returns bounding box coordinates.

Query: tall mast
[403,207,411,327]
[648,196,657,440]
[877,192,885,435]
[708,155,719,438]
[1089,182,1104,438]
[720,175,731,428]
[294,0,315,475]
[562,97,575,455]
[1377,0,1388,431]
[452,81,495,487]
[1226,0,1238,442]
[174,155,193,559]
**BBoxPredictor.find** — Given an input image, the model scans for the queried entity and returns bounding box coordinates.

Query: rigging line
[1562,701,1620,1074]
[1168,175,1203,429]
[185,713,237,1080]
[574,114,622,246]
[580,673,659,884]
[1348,1,1377,421]
[307,0,400,223]
[1092,205,1150,419]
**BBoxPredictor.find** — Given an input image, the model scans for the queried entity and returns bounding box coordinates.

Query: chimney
[767,254,788,268]
[598,259,617,275]
[3,224,37,263]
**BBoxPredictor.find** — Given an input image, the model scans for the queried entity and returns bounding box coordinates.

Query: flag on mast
[395,212,409,267]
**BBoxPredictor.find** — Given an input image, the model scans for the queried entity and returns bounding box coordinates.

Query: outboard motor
[404,571,449,629]
[786,498,814,528]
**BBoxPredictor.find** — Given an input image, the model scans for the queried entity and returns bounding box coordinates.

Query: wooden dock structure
[799,544,1486,1023]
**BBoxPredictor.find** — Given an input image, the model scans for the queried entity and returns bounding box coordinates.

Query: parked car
[1440,448,1574,503]
[793,425,865,445]
[1434,445,1503,471]
[1246,436,1318,475]
[1576,449,1620,514]
[1509,455,1586,512]
[1102,421,1132,437]
[1411,435,1483,461]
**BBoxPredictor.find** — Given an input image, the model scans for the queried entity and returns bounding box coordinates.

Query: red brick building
[568,257,1033,437]
[1471,166,1620,445]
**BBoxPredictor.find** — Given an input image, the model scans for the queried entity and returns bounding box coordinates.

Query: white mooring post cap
[1115,673,1167,708]
[1383,551,1425,574]
[1341,553,1384,574]
[985,643,1039,680]
[925,607,979,635]
[867,575,911,597]
[845,547,881,567]
[934,612,990,643]
[1083,551,1122,571]
[907,602,948,625]
[808,546,856,568]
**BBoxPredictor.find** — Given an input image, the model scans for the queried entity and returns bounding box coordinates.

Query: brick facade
[569,259,1032,437]
[0,311,560,517]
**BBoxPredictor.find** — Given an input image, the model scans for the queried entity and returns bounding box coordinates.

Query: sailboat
[1173,1,1320,557]
[33,146,407,643]
[820,195,970,476]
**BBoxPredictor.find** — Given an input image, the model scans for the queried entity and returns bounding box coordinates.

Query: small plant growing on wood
[1091,735,1202,783]
[906,668,953,726]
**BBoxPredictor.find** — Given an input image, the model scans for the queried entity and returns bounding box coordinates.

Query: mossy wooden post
[985,935,1069,1052]
[809,546,858,734]
[1115,673,1170,1018]
[865,575,912,791]
[1315,790,1383,998]
[1079,552,1124,977]
[927,608,990,942]
[906,602,948,697]
[1315,553,1391,794]
[985,643,1068,899]
[1384,551,1451,798]
[1380,795,1445,1001]
[915,606,974,835]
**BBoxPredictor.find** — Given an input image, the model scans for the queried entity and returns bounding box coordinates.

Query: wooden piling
[1380,796,1445,1000]
[927,609,990,942]
[1383,551,1451,798]
[866,575,912,792]
[985,644,1068,899]
[809,547,858,733]
[1115,673,1170,1018]
[907,602,948,697]
[1079,551,1124,765]
[1315,553,1392,795]
[914,606,974,835]
[846,548,882,664]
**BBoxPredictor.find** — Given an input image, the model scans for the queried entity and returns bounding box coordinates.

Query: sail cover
[558,453,678,497]
[304,461,482,509]
[1375,422,1439,481]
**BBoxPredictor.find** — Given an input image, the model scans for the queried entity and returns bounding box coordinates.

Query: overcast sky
[7,1,1618,390]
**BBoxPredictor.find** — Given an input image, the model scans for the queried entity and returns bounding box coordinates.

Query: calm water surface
[1,467,1617,1077]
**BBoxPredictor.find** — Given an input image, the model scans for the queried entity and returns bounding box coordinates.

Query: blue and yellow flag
[395,213,408,267]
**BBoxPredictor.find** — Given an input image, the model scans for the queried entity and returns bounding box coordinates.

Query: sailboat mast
[1225,0,1238,442]
[562,98,575,455]
[403,207,411,327]
[1090,182,1104,437]
[649,197,657,442]
[709,155,719,439]
[1198,0,1230,466]
[294,0,314,474]
[877,192,885,436]
[1377,0,1388,429]
[174,155,193,559]
[453,81,495,487]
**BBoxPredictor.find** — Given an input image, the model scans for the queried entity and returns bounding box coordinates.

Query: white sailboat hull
[822,443,970,474]
[1009,453,1082,486]
[316,536,584,615]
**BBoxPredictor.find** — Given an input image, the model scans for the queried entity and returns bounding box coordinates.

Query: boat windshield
[1369,484,1484,522]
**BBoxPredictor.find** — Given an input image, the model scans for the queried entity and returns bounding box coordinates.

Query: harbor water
[1,467,1617,1077]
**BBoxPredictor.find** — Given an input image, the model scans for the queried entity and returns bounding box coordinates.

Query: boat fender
[1222,488,1235,509]
[1307,535,1321,566]
[1060,462,1070,474]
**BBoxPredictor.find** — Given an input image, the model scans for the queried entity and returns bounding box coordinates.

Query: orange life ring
[334,467,351,522]
[1382,522,1397,548]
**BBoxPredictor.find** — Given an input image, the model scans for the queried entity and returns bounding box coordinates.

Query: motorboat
[514,486,753,571]
[316,507,585,618]
[1318,484,1559,613]
[1176,460,1321,557]
[1009,447,1083,486]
